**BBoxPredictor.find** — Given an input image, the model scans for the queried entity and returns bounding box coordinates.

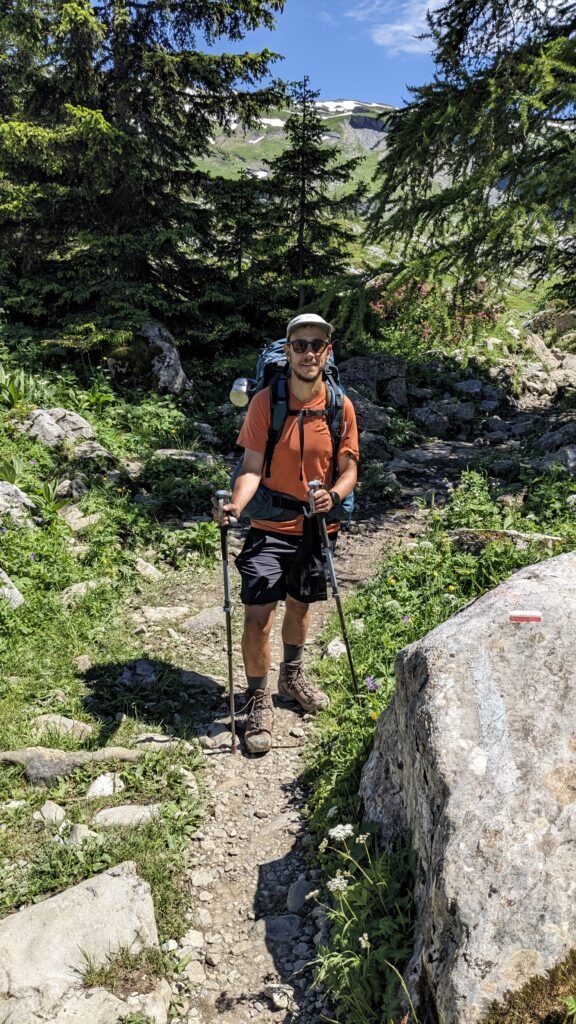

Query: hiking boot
[244,688,274,754]
[277,660,330,712]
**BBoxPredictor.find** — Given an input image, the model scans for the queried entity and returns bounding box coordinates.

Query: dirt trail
[163,504,426,1024]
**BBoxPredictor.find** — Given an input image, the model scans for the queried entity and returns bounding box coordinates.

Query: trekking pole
[308,481,360,697]
[215,489,238,753]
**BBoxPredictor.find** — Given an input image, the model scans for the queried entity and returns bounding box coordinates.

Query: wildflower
[433,571,438,577]
[319,839,328,854]
[327,874,349,893]
[0,527,6,534]
[387,576,396,585]
[328,823,354,842]
[326,805,339,819]
[304,889,320,901]
[28,553,37,561]
[28,459,37,465]
[402,614,411,622]
[370,711,379,721]
[359,933,371,950]
[448,585,455,592]
[357,834,370,844]
[365,676,380,693]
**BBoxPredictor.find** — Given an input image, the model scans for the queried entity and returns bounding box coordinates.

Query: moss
[481,950,576,1024]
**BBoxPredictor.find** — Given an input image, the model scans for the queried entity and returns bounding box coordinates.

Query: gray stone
[286,880,318,914]
[538,445,576,472]
[17,407,94,448]
[0,745,146,784]
[411,406,450,439]
[92,803,160,828]
[55,476,88,501]
[181,670,223,694]
[192,421,220,446]
[340,354,408,407]
[181,606,224,632]
[0,568,24,609]
[184,961,206,985]
[138,322,193,394]
[141,604,190,623]
[60,506,101,532]
[0,481,36,525]
[360,552,576,1024]
[346,387,391,433]
[33,714,93,742]
[327,637,347,658]
[66,824,99,846]
[359,430,391,460]
[523,332,561,368]
[180,927,204,949]
[553,309,576,335]
[135,558,163,580]
[0,861,168,1024]
[262,914,302,944]
[33,799,66,824]
[264,985,290,1010]
[538,421,576,451]
[152,449,216,465]
[453,379,483,398]
[85,772,125,799]
[73,440,116,461]
[61,579,107,605]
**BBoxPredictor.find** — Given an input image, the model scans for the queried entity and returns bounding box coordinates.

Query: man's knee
[285,594,310,621]
[244,603,276,637]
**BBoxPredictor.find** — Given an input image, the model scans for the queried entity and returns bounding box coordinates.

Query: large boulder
[0,481,36,525]
[17,408,94,448]
[0,861,170,1023]
[360,553,576,1024]
[0,567,24,608]
[339,354,407,408]
[523,332,561,369]
[346,387,391,433]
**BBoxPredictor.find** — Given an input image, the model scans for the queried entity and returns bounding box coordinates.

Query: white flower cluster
[327,874,349,893]
[328,823,354,842]
[359,932,371,950]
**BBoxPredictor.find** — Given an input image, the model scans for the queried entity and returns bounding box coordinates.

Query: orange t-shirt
[236,384,359,535]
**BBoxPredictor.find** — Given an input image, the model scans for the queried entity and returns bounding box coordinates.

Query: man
[216,313,359,754]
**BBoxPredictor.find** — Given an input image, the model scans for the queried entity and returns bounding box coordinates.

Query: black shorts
[235,527,336,606]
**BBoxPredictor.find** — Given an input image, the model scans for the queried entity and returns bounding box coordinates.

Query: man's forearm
[332,462,358,501]
[231,469,262,514]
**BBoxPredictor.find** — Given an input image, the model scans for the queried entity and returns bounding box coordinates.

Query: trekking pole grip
[308,479,323,516]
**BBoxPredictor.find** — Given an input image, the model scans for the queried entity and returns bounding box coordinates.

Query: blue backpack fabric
[232,339,355,524]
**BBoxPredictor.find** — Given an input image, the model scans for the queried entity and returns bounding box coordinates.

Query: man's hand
[307,487,333,515]
[211,496,239,527]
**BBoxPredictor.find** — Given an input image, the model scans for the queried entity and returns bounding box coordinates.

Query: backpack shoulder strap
[263,371,289,478]
[324,369,345,479]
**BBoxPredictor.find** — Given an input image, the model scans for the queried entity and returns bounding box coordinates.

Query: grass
[305,469,576,1024]
[82,943,171,994]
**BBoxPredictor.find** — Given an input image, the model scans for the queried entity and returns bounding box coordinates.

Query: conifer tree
[368,1,576,301]
[0,0,284,338]
[264,76,366,310]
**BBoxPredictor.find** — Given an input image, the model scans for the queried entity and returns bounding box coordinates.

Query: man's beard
[292,365,323,383]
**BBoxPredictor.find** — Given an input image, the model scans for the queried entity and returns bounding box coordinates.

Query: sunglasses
[288,338,329,354]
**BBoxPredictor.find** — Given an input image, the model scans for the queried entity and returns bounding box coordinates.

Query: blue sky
[213,0,439,107]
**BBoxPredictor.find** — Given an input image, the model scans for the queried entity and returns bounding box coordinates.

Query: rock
[67,823,99,846]
[151,449,216,465]
[559,330,576,349]
[264,985,290,1010]
[261,914,302,945]
[73,440,116,461]
[0,481,36,525]
[161,939,178,952]
[360,552,576,1024]
[538,421,576,452]
[346,387,391,433]
[55,476,88,501]
[286,880,318,914]
[327,637,347,658]
[184,961,206,985]
[33,714,93,742]
[181,607,224,632]
[523,332,561,368]
[181,670,223,695]
[359,429,391,460]
[60,580,107,605]
[340,354,408,407]
[60,506,101,532]
[0,861,169,1024]
[33,799,66,824]
[180,928,204,949]
[138,322,193,394]
[199,723,233,750]
[85,771,125,799]
[453,379,483,398]
[16,407,94,448]
[116,658,157,686]
[135,558,163,580]
[553,309,576,335]
[92,803,160,828]
[0,567,24,609]
[132,732,193,752]
[506,323,521,339]
[538,445,576,472]
[411,406,450,439]
[0,745,147,784]
[140,605,190,623]
[192,421,220,446]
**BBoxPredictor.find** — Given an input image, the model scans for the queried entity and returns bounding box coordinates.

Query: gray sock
[283,643,305,664]
[246,674,268,691]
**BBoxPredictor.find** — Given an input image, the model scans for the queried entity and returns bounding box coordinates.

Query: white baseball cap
[286,313,334,340]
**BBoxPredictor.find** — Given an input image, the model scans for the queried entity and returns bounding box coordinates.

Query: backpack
[231,339,355,524]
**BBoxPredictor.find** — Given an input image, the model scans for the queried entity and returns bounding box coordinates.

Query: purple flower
[402,615,411,622]
[28,459,37,465]
[0,527,7,534]
[365,676,380,693]
[28,553,37,561]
